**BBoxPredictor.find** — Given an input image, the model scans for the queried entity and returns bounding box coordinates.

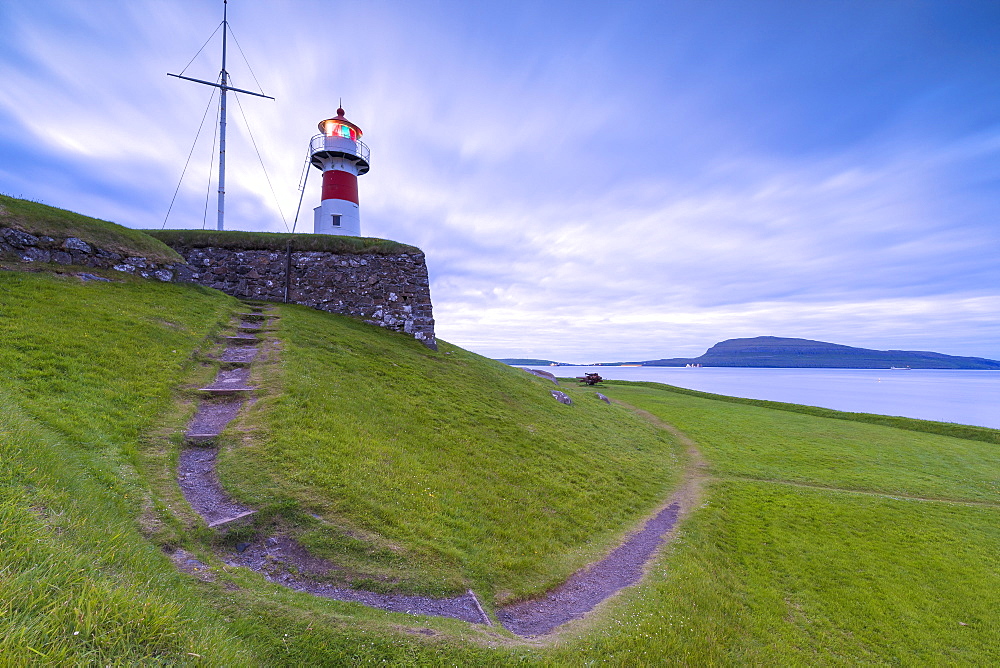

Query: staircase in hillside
[177,303,276,530]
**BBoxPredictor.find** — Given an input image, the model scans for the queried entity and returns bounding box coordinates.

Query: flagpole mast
[167,0,274,231]
[217,0,228,231]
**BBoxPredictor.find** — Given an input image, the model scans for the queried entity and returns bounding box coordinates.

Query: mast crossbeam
[167,0,273,231]
[166,73,274,100]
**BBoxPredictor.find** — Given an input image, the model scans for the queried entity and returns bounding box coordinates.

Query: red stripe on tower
[321,169,359,205]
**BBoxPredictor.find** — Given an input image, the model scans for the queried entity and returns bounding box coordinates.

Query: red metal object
[321,169,359,204]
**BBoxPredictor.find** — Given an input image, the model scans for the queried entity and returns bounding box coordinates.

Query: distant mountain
[642,336,1000,370]
[496,358,563,366]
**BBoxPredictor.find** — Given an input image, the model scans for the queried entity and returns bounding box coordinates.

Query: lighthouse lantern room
[309,107,370,236]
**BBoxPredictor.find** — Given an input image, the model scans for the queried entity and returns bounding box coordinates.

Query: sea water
[522,366,1000,429]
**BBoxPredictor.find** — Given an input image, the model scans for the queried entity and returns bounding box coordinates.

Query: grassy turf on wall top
[145,229,419,255]
[0,194,181,263]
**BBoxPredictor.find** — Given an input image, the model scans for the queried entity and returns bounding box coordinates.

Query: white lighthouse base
[313,198,361,236]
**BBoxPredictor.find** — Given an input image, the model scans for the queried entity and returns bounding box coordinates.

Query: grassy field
[601,382,1000,501]
[544,381,1000,664]
[548,480,999,665]
[0,194,181,262]
[615,380,1000,445]
[2,261,998,664]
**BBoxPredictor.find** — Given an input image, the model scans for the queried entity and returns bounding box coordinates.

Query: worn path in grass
[176,306,491,625]
[178,327,709,635]
[498,403,710,637]
[178,308,263,530]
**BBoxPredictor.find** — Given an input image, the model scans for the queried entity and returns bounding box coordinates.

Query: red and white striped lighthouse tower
[309,107,370,236]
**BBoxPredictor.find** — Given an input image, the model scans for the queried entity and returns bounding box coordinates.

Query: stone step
[185,396,245,442]
[199,367,255,395]
[207,510,258,531]
[220,347,259,364]
[198,386,256,395]
[218,360,253,367]
[221,335,258,345]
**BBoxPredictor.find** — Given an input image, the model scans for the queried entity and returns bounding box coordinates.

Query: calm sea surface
[522,366,1000,429]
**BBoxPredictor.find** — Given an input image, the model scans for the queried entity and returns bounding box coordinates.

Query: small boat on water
[889,366,912,370]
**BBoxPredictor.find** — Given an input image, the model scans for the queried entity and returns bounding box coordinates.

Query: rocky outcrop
[1,226,180,281]
[525,368,559,384]
[550,390,573,405]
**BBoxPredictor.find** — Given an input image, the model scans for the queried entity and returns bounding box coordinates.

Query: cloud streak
[0,1,997,361]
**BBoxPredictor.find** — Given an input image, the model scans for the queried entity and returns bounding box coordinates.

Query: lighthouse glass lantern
[309,107,370,236]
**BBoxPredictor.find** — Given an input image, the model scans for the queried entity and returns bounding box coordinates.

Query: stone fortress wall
[1,226,436,349]
[171,245,435,349]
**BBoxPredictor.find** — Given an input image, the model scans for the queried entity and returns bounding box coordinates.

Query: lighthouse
[309,107,370,236]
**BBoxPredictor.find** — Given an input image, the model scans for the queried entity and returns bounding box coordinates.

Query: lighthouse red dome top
[308,104,370,175]
[318,107,363,140]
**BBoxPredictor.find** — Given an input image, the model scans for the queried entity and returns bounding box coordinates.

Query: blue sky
[1,1,998,362]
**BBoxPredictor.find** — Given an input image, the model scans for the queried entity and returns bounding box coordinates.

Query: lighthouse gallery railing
[309,134,370,163]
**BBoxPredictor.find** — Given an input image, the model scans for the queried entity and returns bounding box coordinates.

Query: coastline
[519,365,1000,430]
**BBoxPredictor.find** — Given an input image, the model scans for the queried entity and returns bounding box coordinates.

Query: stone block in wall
[95,249,122,261]
[173,264,197,282]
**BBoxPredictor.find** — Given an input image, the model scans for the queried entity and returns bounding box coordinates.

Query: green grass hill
[1,200,998,663]
[0,268,687,663]
[0,194,181,262]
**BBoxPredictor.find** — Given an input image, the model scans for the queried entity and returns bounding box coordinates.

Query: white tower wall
[313,199,361,236]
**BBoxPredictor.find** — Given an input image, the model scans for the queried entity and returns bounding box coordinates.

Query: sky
[1,0,998,362]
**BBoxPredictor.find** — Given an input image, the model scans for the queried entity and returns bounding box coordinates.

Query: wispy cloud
[1,1,997,361]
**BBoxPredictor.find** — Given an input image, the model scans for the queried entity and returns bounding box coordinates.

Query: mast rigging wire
[227,25,268,97]
[231,81,290,232]
[161,84,219,229]
[202,89,221,229]
[178,22,224,77]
